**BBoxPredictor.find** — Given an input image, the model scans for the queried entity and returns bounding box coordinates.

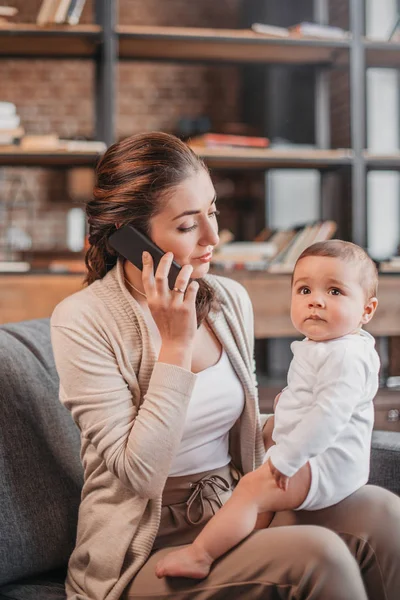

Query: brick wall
[0,0,241,255]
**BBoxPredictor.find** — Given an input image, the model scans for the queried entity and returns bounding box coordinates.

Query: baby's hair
[294,239,378,298]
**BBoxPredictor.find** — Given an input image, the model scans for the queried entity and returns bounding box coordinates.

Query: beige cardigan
[51,259,268,600]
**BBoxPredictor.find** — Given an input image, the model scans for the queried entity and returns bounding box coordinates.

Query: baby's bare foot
[155,544,213,580]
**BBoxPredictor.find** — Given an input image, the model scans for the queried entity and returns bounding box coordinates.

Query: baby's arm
[267,347,367,479]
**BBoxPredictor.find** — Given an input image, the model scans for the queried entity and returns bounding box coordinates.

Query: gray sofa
[0,318,400,600]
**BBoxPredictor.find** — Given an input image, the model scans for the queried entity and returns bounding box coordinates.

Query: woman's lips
[195,252,213,263]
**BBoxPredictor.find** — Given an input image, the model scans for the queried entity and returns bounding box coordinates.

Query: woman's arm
[51,252,200,499]
[51,319,197,499]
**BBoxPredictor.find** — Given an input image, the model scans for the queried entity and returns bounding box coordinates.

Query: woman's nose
[200,221,219,247]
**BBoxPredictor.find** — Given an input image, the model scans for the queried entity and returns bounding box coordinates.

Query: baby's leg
[155,462,311,579]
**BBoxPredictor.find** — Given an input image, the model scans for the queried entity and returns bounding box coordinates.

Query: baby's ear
[361,297,378,324]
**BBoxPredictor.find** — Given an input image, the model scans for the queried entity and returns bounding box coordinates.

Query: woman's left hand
[268,458,290,491]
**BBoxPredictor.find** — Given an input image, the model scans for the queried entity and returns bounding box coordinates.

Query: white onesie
[265,330,380,510]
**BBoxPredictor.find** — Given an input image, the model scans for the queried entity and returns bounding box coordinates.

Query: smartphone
[108,224,182,290]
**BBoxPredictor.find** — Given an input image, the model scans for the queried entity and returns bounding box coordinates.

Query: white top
[169,348,245,476]
[266,330,380,479]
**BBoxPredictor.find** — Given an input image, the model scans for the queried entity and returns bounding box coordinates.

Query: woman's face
[149,169,220,279]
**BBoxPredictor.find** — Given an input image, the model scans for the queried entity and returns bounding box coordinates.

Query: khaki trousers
[125,465,400,599]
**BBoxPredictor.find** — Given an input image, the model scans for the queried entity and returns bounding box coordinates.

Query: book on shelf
[0,261,30,273]
[189,133,269,149]
[211,221,337,273]
[37,0,58,26]
[67,0,87,25]
[20,134,60,150]
[0,5,18,26]
[251,21,349,40]
[54,0,72,24]
[0,126,24,145]
[379,256,400,273]
[37,0,87,26]
[212,241,277,270]
[268,220,337,273]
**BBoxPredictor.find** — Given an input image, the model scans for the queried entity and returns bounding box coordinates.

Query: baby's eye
[299,287,311,295]
[329,288,341,296]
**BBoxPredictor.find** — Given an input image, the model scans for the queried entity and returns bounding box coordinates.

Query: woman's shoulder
[51,281,104,329]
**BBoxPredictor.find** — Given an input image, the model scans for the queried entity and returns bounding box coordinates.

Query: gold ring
[173,287,185,294]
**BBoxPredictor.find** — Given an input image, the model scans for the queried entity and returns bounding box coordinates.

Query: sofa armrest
[369,430,400,495]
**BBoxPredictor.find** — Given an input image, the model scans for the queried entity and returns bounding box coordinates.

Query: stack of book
[0,6,18,26]
[211,220,337,272]
[189,133,269,149]
[0,102,24,146]
[379,256,400,273]
[251,22,350,39]
[37,0,87,26]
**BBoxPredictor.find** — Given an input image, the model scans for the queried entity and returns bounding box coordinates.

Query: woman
[51,132,400,600]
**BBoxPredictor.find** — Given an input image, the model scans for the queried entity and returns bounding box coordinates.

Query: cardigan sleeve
[51,314,197,499]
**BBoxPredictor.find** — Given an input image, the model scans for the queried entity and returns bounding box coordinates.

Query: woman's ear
[361,297,378,325]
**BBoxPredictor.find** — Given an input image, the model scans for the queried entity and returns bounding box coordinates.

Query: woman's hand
[268,458,290,491]
[142,251,199,370]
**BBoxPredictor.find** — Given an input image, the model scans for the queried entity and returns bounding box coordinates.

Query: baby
[156,239,380,580]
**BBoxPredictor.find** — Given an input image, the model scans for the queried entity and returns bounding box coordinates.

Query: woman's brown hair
[85,131,216,326]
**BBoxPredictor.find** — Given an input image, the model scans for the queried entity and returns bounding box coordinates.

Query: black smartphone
[108,224,182,290]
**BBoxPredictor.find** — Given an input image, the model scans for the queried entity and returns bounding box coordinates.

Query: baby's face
[291,256,376,342]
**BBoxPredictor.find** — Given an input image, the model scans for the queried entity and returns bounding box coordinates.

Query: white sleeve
[267,346,368,477]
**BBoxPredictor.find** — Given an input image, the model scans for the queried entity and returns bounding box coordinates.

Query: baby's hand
[268,458,289,491]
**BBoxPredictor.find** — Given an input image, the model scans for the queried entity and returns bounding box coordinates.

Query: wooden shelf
[0,147,103,167]
[0,24,102,58]
[118,25,349,65]
[365,152,400,170]
[365,39,400,69]
[192,146,353,170]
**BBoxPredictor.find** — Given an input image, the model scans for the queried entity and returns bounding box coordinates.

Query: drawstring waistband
[186,474,231,525]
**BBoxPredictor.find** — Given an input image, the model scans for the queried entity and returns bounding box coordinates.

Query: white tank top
[169,348,245,477]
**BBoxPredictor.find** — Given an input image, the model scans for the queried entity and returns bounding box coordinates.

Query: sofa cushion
[0,568,67,600]
[370,430,400,496]
[0,319,82,586]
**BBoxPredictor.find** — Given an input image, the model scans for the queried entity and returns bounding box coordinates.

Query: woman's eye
[209,209,220,218]
[177,224,197,233]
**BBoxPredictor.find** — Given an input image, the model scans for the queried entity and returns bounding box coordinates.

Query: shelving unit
[1,0,400,429]
[0,148,103,167]
[0,24,102,58]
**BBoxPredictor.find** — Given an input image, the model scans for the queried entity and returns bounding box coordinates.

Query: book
[67,0,86,25]
[268,220,337,273]
[20,134,60,150]
[54,0,73,24]
[189,133,269,148]
[289,22,349,39]
[0,114,20,129]
[0,126,24,145]
[0,102,16,118]
[0,7,18,18]
[0,261,30,273]
[36,0,59,26]
[251,23,290,37]
[379,257,400,273]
